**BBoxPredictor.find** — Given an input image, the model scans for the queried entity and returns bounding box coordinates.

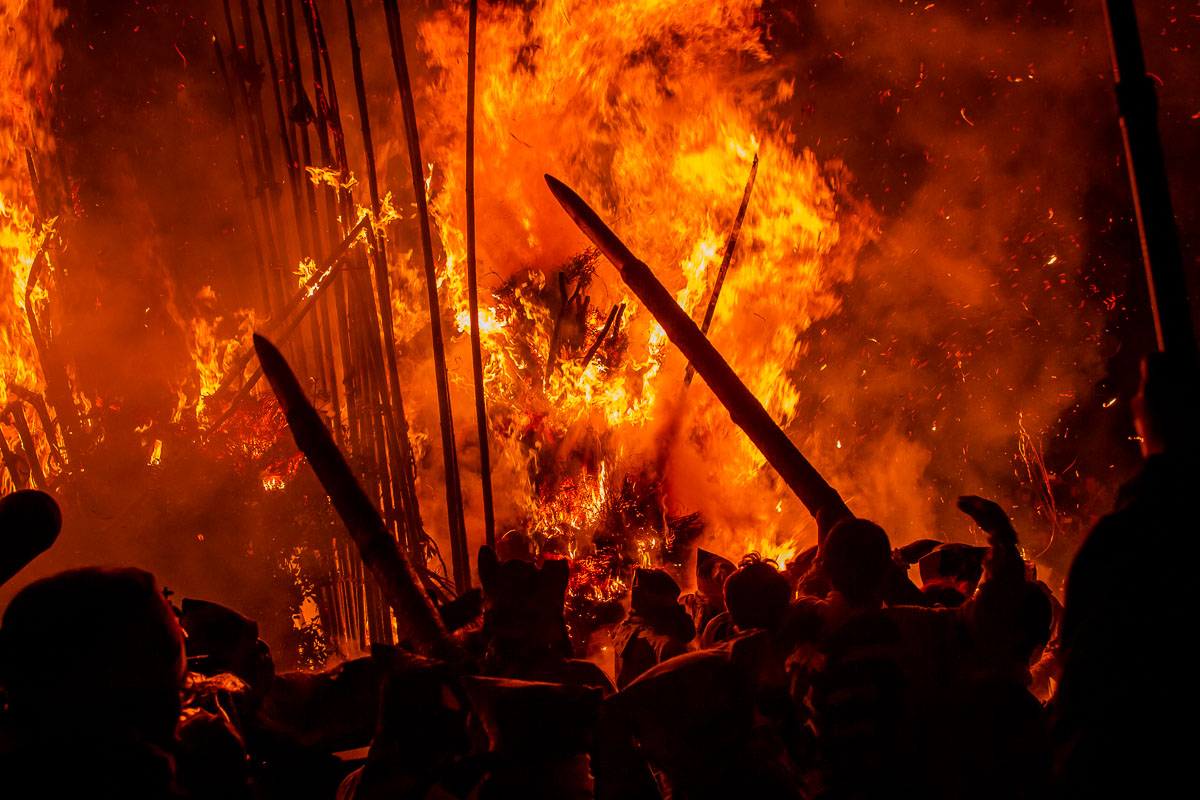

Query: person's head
[0,489,62,587]
[0,567,186,746]
[1132,351,1200,457]
[478,546,571,659]
[630,567,682,615]
[695,549,735,600]
[723,553,791,631]
[821,518,893,608]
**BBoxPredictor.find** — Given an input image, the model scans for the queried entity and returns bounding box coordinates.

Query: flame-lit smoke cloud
[3,0,1196,658]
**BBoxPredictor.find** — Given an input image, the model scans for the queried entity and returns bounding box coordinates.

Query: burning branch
[254,334,455,658]
[545,175,851,524]
[684,152,759,386]
[581,303,624,370]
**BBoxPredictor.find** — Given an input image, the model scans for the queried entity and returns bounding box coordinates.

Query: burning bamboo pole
[255,0,330,399]
[213,34,277,326]
[382,0,471,593]
[298,0,364,467]
[279,0,346,451]
[545,175,851,524]
[465,0,497,549]
[254,334,454,658]
[684,153,758,386]
[219,1,287,319]
[343,0,426,558]
[308,0,388,524]
[308,0,410,636]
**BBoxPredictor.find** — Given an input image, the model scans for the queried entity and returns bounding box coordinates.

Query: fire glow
[0,0,1129,661]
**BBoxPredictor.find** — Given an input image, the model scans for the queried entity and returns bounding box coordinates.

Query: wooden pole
[1101,0,1197,364]
[545,174,851,524]
[382,0,470,593]
[254,334,455,658]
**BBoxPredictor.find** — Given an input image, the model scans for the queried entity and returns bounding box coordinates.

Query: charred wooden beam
[7,388,64,471]
[22,239,83,465]
[254,334,455,658]
[545,174,850,523]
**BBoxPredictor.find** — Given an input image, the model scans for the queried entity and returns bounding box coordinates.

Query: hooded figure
[681,549,735,637]
[611,567,695,689]
[475,546,613,692]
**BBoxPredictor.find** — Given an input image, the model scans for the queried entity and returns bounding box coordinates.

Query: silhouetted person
[0,567,186,798]
[612,567,694,689]
[680,548,734,638]
[1054,353,1200,797]
[725,553,793,633]
[700,552,793,647]
[0,489,61,587]
[793,505,1049,799]
[475,546,612,692]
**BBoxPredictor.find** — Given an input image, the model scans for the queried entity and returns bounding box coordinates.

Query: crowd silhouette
[0,352,1194,798]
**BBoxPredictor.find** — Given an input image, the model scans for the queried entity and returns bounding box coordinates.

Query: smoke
[5,0,1196,662]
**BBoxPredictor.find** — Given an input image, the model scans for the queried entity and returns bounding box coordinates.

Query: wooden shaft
[545,174,850,523]
[254,334,456,658]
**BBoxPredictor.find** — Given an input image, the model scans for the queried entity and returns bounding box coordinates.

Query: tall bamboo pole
[212,34,276,317]
[279,0,346,447]
[222,0,290,321]
[465,0,496,549]
[382,0,470,593]
[255,0,329,397]
[343,0,426,557]
[299,0,363,464]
